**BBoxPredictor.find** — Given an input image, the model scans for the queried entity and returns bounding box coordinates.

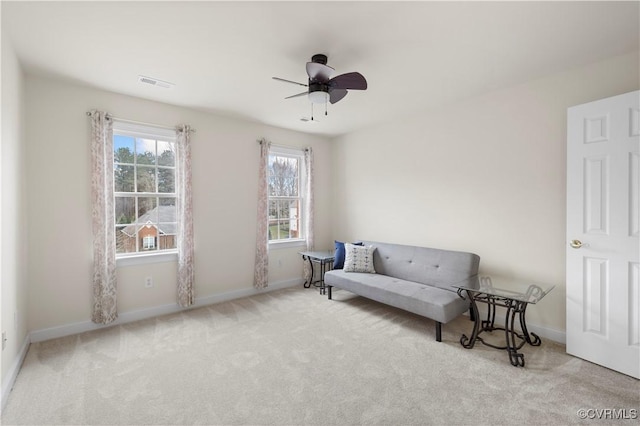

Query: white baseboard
[194,278,302,307]
[525,322,566,345]
[29,278,302,343]
[1,334,30,413]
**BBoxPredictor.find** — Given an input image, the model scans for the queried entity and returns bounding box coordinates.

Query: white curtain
[90,110,118,324]
[303,147,315,283]
[254,138,271,289]
[176,125,195,307]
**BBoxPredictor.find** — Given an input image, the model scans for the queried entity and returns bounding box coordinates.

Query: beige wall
[332,51,640,334]
[1,30,29,392]
[24,75,333,331]
[8,44,639,350]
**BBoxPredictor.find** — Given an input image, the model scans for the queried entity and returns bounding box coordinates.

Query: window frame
[267,146,307,249]
[112,121,179,264]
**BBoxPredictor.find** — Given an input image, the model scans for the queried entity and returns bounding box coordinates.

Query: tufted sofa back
[361,241,480,291]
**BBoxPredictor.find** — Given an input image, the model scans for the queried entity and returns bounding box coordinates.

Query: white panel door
[567,90,640,379]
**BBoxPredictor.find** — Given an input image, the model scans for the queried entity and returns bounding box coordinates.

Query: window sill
[269,239,307,250]
[116,251,178,267]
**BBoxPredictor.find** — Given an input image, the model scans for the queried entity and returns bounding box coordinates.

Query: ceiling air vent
[137,75,174,89]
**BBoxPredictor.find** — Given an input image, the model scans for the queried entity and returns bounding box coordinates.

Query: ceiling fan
[273,54,367,119]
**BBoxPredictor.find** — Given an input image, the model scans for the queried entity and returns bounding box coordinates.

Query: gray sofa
[325,241,480,341]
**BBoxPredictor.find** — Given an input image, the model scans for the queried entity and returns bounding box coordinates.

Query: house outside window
[268,147,305,244]
[113,122,178,256]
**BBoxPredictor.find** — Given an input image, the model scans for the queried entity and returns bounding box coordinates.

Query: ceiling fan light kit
[309,90,329,104]
[273,53,367,120]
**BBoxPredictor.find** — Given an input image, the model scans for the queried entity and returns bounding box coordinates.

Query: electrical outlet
[2,332,6,350]
[145,276,153,288]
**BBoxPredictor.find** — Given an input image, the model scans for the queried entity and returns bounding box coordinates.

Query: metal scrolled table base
[458,288,541,367]
[301,254,331,295]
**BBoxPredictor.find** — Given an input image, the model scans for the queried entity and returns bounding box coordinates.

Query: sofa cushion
[324,269,469,323]
[343,244,377,273]
[361,241,480,290]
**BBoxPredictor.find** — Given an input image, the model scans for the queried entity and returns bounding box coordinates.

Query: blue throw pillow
[334,240,364,269]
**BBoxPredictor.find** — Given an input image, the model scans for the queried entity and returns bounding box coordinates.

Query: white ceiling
[3,1,639,136]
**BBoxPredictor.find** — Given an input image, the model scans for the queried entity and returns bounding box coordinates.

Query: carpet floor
[2,286,638,425]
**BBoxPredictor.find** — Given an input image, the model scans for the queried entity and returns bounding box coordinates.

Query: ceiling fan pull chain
[311,103,314,121]
[325,100,328,116]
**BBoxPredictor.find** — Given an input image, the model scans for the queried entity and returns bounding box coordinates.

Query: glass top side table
[453,276,555,367]
[299,251,335,295]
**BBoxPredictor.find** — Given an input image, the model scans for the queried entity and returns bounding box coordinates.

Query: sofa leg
[328,285,332,300]
[435,322,442,342]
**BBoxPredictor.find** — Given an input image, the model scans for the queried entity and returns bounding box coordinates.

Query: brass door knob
[570,239,583,249]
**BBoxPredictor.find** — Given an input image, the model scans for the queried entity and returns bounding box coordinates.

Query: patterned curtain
[90,110,117,324]
[254,138,271,289]
[303,147,315,283]
[176,125,195,307]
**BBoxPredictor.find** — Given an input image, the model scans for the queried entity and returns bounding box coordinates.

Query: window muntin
[113,126,177,256]
[268,149,304,242]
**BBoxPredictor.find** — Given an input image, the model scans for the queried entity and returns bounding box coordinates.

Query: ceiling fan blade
[285,91,308,100]
[329,88,348,104]
[328,72,367,90]
[272,77,308,87]
[306,62,334,82]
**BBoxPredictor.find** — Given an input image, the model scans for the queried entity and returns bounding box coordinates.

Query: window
[268,147,305,243]
[142,234,156,250]
[113,122,177,256]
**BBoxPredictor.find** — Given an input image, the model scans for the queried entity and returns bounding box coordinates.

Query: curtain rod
[86,111,196,133]
[257,139,310,152]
